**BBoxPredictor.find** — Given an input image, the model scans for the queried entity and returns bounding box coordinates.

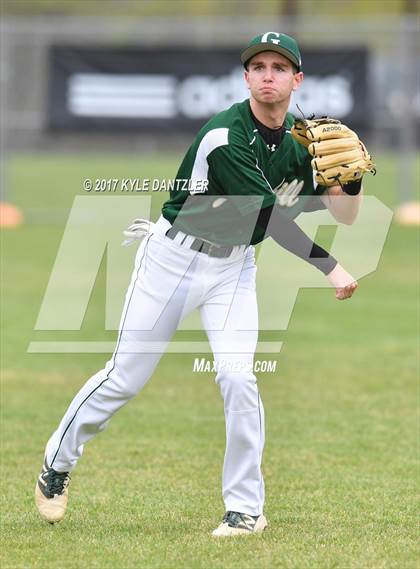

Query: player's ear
[292,71,304,91]
[244,70,250,88]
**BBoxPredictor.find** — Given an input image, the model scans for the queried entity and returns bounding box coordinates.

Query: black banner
[48,45,369,131]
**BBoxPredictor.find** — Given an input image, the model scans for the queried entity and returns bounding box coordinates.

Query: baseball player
[35,32,374,536]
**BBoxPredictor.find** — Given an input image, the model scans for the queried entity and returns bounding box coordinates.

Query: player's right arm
[254,204,358,300]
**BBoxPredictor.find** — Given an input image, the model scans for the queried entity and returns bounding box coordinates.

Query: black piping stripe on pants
[50,235,153,468]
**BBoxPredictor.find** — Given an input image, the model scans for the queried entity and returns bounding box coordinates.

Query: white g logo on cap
[261,32,281,45]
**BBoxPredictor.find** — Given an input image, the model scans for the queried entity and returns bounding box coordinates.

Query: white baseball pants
[45,216,265,516]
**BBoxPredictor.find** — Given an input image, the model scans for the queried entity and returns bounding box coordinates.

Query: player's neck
[249,98,288,130]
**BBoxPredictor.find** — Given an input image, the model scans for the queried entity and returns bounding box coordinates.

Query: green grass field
[1,153,418,568]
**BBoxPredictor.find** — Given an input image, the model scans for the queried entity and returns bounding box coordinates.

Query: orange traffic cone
[394,201,420,226]
[0,202,24,228]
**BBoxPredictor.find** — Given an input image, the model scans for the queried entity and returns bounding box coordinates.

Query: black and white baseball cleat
[212,510,268,536]
[35,459,70,523]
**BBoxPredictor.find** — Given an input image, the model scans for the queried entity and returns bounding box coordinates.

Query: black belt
[165,227,234,258]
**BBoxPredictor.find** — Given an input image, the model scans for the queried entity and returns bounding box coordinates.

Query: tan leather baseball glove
[291,117,376,187]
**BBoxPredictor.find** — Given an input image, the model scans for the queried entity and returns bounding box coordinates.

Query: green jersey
[162,99,326,246]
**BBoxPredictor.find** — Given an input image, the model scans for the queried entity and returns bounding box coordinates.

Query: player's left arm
[320,182,363,225]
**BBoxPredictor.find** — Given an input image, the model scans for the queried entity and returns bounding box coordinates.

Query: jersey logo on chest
[274,178,304,207]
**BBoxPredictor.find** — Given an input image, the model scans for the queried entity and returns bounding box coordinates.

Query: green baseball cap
[241,32,302,71]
